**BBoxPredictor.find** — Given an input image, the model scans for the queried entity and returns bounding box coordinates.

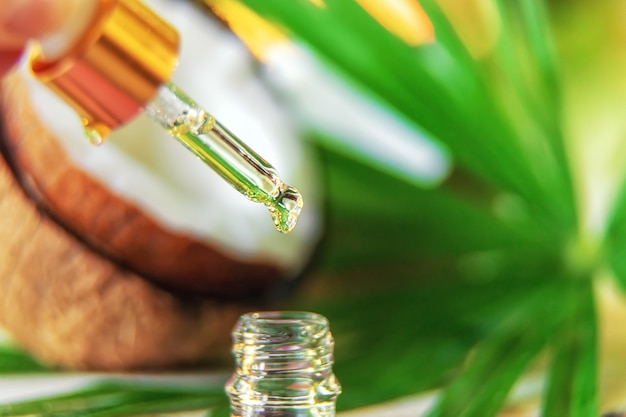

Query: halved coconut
[0,0,321,369]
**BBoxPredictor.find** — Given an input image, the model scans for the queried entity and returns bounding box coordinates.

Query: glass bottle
[225,311,341,417]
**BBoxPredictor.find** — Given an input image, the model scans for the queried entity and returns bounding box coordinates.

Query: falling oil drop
[84,127,105,146]
[267,185,303,233]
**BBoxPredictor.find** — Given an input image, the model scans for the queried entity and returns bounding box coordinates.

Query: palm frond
[0,380,228,417]
[425,282,565,417]
[0,344,49,374]
[541,280,597,417]
[605,179,626,288]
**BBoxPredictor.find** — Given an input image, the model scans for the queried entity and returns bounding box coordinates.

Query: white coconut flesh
[17,0,322,278]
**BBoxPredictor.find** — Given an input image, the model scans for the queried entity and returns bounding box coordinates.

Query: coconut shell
[1,75,283,298]
[0,74,260,370]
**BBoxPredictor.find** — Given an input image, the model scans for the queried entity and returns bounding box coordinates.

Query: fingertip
[0,0,95,73]
[3,0,68,39]
[0,49,25,78]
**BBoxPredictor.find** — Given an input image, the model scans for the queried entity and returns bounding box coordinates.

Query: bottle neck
[226,312,341,417]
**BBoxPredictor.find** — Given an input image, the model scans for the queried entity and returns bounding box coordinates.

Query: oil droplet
[267,185,303,233]
[84,128,104,145]
[82,120,110,146]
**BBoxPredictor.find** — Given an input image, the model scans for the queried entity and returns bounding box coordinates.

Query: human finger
[0,0,81,76]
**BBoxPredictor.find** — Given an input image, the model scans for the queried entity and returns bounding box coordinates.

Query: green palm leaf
[425,282,565,417]
[0,381,228,417]
[317,147,542,269]
[606,179,626,289]
[541,280,597,417]
[0,345,49,374]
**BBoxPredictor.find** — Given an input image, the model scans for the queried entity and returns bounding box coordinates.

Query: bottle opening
[234,311,331,350]
[240,311,328,331]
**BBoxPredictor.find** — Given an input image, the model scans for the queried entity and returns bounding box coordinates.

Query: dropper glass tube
[145,82,303,234]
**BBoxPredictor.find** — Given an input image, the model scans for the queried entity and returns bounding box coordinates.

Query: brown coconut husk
[0,74,270,370]
[2,75,283,298]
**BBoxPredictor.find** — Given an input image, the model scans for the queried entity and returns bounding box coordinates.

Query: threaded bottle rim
[235,311,330,346]
[226,311,341,415]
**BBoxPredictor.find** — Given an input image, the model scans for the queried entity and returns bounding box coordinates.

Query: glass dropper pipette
[29,0,303,233]
[145,82,303,233]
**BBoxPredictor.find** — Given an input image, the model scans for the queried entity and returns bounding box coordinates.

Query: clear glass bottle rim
[235,311,330,344]
[239,311,328,326]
